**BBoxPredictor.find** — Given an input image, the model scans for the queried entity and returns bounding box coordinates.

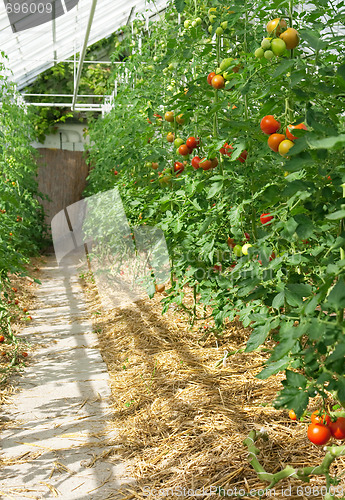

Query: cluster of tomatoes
[260,114,307,156]
[289,409,345,446]
[255,18,300,60]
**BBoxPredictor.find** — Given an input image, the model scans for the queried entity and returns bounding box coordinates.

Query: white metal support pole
[72,0,98,111]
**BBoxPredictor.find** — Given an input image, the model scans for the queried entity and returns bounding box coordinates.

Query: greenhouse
[0,0,345,498]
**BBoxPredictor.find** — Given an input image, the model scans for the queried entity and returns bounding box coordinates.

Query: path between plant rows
[0,254,133,500]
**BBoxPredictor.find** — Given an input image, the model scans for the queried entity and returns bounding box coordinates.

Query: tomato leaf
[206,182,223,199]
[256,358,290,380]
[307,134,345,150]
[272,59,295,79]
[272,291,285,310]
[245,321,273,352]
[325,210,345,220]
[285,370,307,389]
[173,0,185,13]
[299,30,327,51]
[273,386,309,416]
[326,279,345,309]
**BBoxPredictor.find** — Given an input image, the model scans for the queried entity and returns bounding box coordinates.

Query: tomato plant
[84,0,345,448]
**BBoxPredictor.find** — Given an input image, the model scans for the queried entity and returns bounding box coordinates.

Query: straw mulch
[80,273,345,500]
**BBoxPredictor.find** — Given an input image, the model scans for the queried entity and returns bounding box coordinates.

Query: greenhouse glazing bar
[71,0,98,111]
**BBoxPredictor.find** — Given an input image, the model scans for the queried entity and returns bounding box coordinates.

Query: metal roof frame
[0,0,168,111]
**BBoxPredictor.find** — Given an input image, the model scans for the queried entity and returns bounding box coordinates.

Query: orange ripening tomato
[280,27,300,50]
[211,75,225,89]
[311,411,331,426]
[289,409,297,421]
[199,158,213,171]
[286,123,307,141]
[178,144,191,156]
[268,133,286,152]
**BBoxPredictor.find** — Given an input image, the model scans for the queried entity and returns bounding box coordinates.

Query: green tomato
[254,47,264,58]
[192,20,197,27]
[261,38,271,50]
[184,20,191,28]
[145,162,152,168]
[221,21,228,30]
[271,38,286,56]
[195,17,202,25]
[223,71,232,81]
[209,15,216,24]
[146,65,154,70]
[264,50,274,60]
[219,57,233,71]
[208,25,213,34]
[233,245,243,257]
[174,137,184,148]
[241,243,252,255]
[208,7,216,15]
[215,26,224,36]
[153,56,158,62]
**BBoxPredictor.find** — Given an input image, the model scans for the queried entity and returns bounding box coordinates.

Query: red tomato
[207,72,216,85]
[219,142,233,157]
[260,213,273,225]
[289,409,297,421]
[0,336,4,343]
[311,411,331,426]
[191,156,201,169]
[174,161,184,174]
[307,423,331,445]
[244,232,250,241]
[186,137,199,150]
[199,158,213,170]
[260,115,281,135]
[238,150,247,163]
[268,133,286,152]
[329,417,345,440]
[227,237,235,248]
[269,252,276,261]
[286,122,307,141]
[211,75,225,89]
[178,144,191,156]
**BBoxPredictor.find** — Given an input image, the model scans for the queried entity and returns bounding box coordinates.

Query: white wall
[32,123,90,152]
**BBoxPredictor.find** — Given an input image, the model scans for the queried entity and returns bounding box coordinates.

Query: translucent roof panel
[0,0,168,90]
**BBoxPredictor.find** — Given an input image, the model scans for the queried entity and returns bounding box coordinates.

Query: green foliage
[84,0,345,415]
[0,65,49,346]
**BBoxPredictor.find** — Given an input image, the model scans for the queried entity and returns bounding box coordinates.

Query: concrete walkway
[0,254,132,499]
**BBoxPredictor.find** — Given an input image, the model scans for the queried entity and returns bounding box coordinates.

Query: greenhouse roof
[0,0,167,91]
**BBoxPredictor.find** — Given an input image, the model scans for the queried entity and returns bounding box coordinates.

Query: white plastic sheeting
[0,0,167,90]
